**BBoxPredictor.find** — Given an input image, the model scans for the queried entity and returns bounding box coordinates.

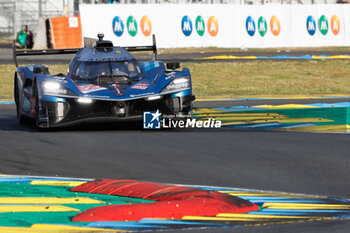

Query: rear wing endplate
[13,34,158,67]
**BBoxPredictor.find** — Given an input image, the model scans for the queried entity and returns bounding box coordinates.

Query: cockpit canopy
[71,59,141,81]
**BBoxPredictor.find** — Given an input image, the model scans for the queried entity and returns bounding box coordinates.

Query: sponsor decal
[182,15,193,37]
[208,16,219,37]
[306,15,316,36]
[331,15,340,35]
[79,84,107,94]
[270,16,281,36]
[246,16,256,37]
[131,83,149,90]
[83,95,110,99]
[318,15,328,36]
[127,16,137,37]
[52,75,68,83]
[109,84,122,96]
[141,15,152,37]
[143,110,162,129]
[196,15,205,36]
[258,16,267,37]
[130,92,155,98]
[112,16,124,37]
[165,72,176,80]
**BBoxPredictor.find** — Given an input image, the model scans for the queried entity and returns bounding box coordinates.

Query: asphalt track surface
[0,100,349,233]
[1,43,350,232]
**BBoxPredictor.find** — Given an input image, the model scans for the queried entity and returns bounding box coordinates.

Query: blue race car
[13,34,195,128]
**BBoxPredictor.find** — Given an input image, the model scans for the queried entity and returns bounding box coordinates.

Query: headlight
[77,97,93,104]
[42,82,70,95]
[145,95,162,101]
[161,76,190,93]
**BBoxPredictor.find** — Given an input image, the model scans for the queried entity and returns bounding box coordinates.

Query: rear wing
[124,34,157,60]
[13,34,158,67]
[12,40,80,67]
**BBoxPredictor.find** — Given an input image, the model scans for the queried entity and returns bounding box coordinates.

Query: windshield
[73,60,141,81]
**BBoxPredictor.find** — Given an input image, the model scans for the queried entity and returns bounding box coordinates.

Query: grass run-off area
[1,60,350,100]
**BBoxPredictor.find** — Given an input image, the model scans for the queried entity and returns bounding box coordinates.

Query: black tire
[32,82,41,127]
[14,77,29,125]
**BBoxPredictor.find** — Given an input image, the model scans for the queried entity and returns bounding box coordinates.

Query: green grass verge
[0,38,12,44]
[0,65,16,100]
[2,60,350,100]
[188,60,350,96]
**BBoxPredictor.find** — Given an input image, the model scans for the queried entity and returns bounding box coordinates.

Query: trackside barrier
[50,16,82,49]
[80,4,350,48]
[33,16,82,49]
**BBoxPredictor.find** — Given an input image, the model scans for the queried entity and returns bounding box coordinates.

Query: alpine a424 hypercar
[13,34,195,128]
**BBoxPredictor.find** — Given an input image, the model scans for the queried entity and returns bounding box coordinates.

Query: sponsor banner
[289,5,346,47]
[80,4,350,48]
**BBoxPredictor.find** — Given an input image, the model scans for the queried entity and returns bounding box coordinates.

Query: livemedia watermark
[143,110,221,129]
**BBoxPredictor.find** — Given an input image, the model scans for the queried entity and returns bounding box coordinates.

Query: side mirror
[166,62,180,70]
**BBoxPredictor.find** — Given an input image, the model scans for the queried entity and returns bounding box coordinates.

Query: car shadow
[0,116,38,132]
[0,115,247,133]
[0,108,284,134]
[0,116,286,135]
[0,115,147,132]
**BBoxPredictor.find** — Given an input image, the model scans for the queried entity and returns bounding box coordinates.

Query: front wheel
[32,83,41,127]
[14,80,29,125]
